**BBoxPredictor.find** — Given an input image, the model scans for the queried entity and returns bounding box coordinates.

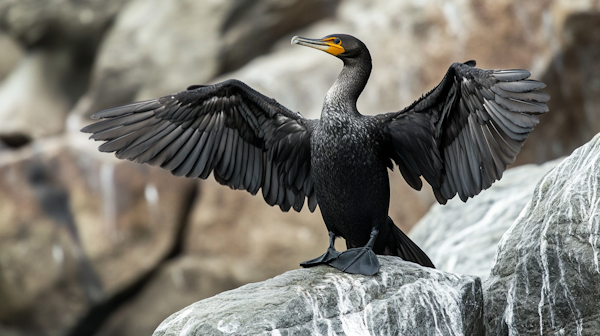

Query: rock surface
[153,256,483,336]
[0,0,129,139]
[484,132,600,335]
[94,256,256,336]
[0,0,126,48]
[0,33,21,82]
[410,159,562,280]
[0,50,75,140]
[0,134,196,335]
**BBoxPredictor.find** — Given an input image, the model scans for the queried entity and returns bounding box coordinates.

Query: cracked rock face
[484,133,600,335]
[153,256,484,336]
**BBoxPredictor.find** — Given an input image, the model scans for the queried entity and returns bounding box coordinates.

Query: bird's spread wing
[82,79,317,212]
[379,61,549,204]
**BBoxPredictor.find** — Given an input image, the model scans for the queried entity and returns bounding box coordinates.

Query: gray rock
[0,50,72,139]
[153,256,484,336]
[484,132,600,335]
[410,159,562,280]
[0,0,129,139]
[0,33,22,82]
[0,0,126,48]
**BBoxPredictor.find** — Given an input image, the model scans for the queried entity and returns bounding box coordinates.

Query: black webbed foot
[300,247,341,267]
[328,247,380,276]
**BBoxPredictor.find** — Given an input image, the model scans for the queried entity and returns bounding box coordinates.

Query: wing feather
[380,62,548,204]
[83,79,317,212]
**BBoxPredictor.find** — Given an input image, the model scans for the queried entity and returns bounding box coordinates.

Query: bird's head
[291,34,368,61]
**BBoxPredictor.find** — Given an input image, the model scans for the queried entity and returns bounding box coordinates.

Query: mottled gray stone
[484,133,600,335]
[153,256,483,336]
[410,159,562,280]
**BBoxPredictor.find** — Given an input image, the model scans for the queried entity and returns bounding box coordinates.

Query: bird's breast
[311,116,390,234]
[311,117,389,196]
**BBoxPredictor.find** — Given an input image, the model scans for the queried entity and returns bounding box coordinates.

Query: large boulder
[484,133,600,335]
[0,134,196,335]
[410,159,562,280]
[153,256,484,336]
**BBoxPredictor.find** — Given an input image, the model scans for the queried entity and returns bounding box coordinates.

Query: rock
[153,256,484,336]
[0,134,196,335]
[72,0,339,118]
[0,50,74,140]
[410,159,562,280]
[484,132,600,335]
[184,177,330,280]
[516,4,600,165]
[0,0,129,139]
[0,0,126,48]
[0,33,22,82]
[94,256,258,336]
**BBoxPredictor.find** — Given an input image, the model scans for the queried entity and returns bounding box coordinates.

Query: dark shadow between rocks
[0,134,32,149]
[67,183,199,336]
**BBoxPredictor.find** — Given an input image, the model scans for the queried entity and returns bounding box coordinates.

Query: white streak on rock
[100,162,117,240]
[485,133,600,335]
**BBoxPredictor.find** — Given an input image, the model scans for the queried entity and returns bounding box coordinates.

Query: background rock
[72,0,340,118]
[0,135,196,335]
[0,32,21,82]
[153,256,484,336]
[0,0,127,48]
[0,0,129,140]
[94,256,256,336]
[518,6,600,165]
[410,159,562,280]
[484,133,600,335]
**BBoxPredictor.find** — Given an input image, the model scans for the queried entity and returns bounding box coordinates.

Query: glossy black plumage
[82,34,548,275]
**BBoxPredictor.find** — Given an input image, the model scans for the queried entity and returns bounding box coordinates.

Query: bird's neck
[323,54,372,118]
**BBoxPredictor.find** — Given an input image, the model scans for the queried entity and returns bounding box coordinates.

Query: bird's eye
[333,38,341,45]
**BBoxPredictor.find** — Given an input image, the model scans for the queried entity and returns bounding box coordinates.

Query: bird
[81,34,548,276]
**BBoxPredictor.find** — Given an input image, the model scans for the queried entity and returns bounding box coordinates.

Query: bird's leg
[300,231,341,268]
[328,222,381,276]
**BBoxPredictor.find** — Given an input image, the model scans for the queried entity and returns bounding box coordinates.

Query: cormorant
[81,34,548,276]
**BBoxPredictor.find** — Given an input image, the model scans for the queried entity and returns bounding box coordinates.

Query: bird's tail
[384,217,435,268]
